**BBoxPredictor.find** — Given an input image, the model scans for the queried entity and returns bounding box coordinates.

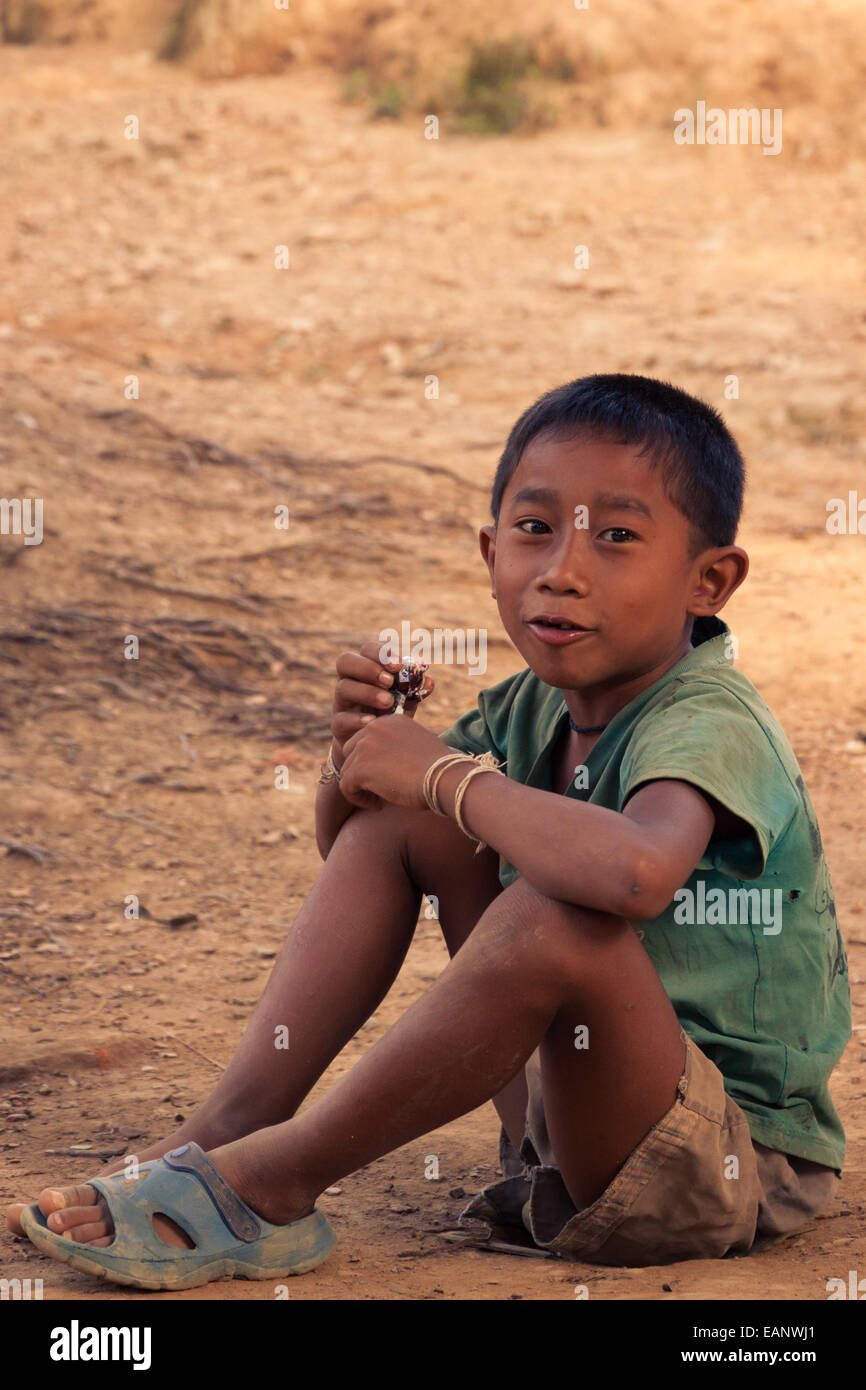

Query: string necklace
[568,714,608,735]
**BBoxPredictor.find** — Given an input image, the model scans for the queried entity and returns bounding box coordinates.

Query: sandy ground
[1,39,865,1301]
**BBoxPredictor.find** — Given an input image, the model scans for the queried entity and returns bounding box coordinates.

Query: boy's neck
[560,629,696,731]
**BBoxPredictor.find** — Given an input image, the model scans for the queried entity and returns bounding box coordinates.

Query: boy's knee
[491,878,629,960]
[336,799,406,840]
[333,798,486,886]
[329,799,409,862]
[500,876,589,923]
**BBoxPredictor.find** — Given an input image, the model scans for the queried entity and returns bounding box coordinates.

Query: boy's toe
[47,1203,112,1238]
[38,1185,116,1246]
[5,1201,28,1236]
[60,1218,116,1244]
[38,1183,101,1217]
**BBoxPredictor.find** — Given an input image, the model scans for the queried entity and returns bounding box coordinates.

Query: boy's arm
[434,764,717,920]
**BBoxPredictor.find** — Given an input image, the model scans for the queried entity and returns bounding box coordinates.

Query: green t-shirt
[438,616,851,1170]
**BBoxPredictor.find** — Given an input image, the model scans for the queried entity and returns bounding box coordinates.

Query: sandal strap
[163,1143,261,1242]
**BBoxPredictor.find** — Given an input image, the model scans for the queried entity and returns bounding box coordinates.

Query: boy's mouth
[526,614,595,646]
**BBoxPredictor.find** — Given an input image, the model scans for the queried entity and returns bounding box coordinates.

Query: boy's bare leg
[6,801,521,1237]
[24,877,687,1248]
[167,800,524,1150]
[210,879,687,1223]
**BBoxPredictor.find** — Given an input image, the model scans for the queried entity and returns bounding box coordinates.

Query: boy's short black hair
[490,373,745,554]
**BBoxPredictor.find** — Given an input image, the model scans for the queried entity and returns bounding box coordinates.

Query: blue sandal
[20,1142,338,1290]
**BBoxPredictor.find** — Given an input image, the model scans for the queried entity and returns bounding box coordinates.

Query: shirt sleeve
[435,670,523,761]
[618,681,801,879]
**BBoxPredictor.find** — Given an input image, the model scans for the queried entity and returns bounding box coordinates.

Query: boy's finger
[334,677,398,713]
[337,649,398,686]
[332,711,378,741]
[336,760,382,811]
[340,728,363,759]
[358,641,403,671]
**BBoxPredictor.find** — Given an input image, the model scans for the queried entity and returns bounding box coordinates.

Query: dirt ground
[1,23,865,1302]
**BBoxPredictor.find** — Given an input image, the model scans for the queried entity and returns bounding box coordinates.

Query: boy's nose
[534,540,592,595]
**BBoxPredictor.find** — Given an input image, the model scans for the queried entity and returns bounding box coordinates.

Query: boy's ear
[479,525,497,593]
[688,544,749,617]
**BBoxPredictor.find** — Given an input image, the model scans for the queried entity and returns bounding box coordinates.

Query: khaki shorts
[458,1029,841,1266]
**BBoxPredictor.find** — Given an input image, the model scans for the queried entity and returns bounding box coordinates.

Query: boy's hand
[338,713,451,812]
[330,640,435,772]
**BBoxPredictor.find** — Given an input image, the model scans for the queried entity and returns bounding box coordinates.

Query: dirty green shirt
[438,616,851,1170]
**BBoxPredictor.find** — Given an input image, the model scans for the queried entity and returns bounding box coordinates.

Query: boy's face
[480,432,745,695]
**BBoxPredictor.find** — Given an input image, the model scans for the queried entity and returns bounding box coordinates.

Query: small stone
[380,341,404,372]
[449,1187,466,1198]
[324,1186,343,1196]
[551,270,584,290]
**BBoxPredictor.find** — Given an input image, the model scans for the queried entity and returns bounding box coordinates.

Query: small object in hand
[391,661,430,714]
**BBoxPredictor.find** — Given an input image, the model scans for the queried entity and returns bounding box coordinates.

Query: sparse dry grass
[4,0,864,156]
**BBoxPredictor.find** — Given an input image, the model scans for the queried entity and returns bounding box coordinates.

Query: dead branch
[93,677,155,704]
[173,1036,224,1071]
[93,564,271,612]
[0,836,49,864]
[98,809,177,840]
[259,446,487,491]
[211,699,330,740]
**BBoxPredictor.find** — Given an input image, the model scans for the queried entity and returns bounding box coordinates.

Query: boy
[8,374,851,1284]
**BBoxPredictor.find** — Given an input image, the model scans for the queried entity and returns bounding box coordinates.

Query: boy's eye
[599,527,637,543]
[515,519,551,535]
